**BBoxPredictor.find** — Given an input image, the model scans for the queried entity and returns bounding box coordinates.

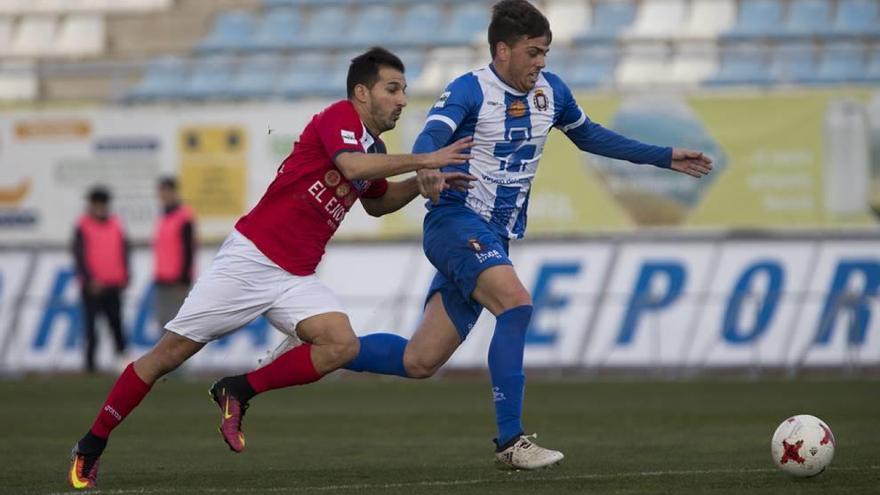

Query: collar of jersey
[486,64,528,96]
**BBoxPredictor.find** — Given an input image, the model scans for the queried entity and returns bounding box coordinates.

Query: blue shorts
[422,205,511,340]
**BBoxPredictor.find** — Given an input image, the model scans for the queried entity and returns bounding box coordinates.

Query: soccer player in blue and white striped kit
[347,0,713,469]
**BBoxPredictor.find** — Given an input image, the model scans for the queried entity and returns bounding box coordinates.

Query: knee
[403,353,439,379]
[496,289,532,314]
[326,334,360,368]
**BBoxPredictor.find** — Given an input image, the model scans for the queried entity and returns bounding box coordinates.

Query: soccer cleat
[494,433,564,471]
[68,444,100,489]
[209,380,249,453]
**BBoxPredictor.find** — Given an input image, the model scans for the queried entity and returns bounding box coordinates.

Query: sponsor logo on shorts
[468,238,482,252]
[475,249,502,264]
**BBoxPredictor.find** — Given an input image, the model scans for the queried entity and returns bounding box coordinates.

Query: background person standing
[72,185,130,373]
[153,176,196,330]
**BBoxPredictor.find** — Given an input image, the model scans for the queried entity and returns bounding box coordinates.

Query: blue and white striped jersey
[413,64,672,239]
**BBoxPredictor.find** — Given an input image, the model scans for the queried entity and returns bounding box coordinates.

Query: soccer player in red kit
[68,47,474,489]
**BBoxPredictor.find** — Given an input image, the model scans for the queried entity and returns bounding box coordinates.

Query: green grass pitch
[2,374,878,494]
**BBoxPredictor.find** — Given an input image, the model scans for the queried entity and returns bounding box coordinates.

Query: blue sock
[344,333,409,377]
[489,305,532,448]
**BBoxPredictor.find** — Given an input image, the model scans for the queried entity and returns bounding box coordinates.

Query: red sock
[90,363,152,439]
[245,343,322,394]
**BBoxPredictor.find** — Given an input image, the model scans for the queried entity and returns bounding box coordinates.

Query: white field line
[49,465,880,495]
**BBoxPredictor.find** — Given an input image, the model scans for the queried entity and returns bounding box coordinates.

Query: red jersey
[236,100,389,275]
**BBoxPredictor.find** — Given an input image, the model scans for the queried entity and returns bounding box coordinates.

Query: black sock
[218,374,256,403]
[76,431,107,457]
[494,432,524,452]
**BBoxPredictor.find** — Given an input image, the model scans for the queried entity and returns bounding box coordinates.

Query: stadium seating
[278,52,334,98]
[623,0,688,41]
[721,0,784,41]
[0,0,172,14]
[386,3,446,47]
[0,60,38,100]
[55,15,106,58]
[227,54,285,99]
[667,42,718,86]
[197,11,256,54]
[704,42,769,86]
[182,55,236,100]
[126,56,189,101]
[562,44,618,88]
[828,0,880,39]
[441,3,491,45]
[345,4,398,49]
[573,0,636,43]
[8,16,58,58]
[243,8,301,52]
[858,44,880,82]
[767,42,817,85]
[679,0,736,40]
[771,0,831,40]
[616,42,672,87]
[811,41,868,84]
[298,6,350,49]
[544,0,591,43]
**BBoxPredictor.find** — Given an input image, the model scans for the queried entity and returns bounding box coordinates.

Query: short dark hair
[346,46,405,98]
[87,185,111,203]
[158,176,178,190]
[488,0,552,59]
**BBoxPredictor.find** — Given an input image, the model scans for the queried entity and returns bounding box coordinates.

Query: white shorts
[165,230,344,343]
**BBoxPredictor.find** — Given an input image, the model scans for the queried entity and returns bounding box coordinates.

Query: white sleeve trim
[426,114,458,132]
[560,110,586,132]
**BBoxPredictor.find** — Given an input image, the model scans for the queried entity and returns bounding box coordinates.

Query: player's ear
[353,83,370,104]
[495,41,510,62]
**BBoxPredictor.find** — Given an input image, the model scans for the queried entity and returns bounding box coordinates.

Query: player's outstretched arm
[361,172,476,217]
[335,137,473,181]
[669,148,713,178]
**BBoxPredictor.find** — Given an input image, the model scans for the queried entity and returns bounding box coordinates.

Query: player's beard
[372,103,398,133]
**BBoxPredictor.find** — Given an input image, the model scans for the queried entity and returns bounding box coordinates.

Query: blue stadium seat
[441,3,490,45]
[126,56,189,101]
[387,3,446,47]
[279,52,331,98]
[828,0,880,39]
[228,54,286,99]
[810,42,867,84]
[768,42,817,84]
[345,5,398,48]
[243,8,301,52]
[563,45,618,88]
[704,42,770,86]
[857,44,880,82]
[395,48,426,82]
[721,0,784,41]
[183,55,236,99]
[771,0,831,40]
[298,6,350,49]
[196,11,256,54]
[573,1,636,43]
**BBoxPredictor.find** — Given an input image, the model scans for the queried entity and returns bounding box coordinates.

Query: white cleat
[494,433,564,471]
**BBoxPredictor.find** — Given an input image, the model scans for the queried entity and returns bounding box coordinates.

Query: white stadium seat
[623,0,687,40]
[668,42,719,86]
[9,16,57,57]
[680,0,737,40]
[0,17,14,57]
[55,14,106,57]
[0,60,38,100]
[544,0,591,44]
[616,42,672,87]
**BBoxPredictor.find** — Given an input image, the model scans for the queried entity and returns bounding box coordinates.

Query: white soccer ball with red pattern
[771,414,835,477]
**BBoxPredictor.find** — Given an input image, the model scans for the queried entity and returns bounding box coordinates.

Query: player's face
[367,67,407,133]
[507,36,549,92]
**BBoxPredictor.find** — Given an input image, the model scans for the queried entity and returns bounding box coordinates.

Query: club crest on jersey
[468,238,482,252]
[340,129,357,145]
[344,192,357,207]
[433,91,450,109]
[507,99,527,118]
[533,89,549,111]
[324,170,341,186]
[335,183,350,197]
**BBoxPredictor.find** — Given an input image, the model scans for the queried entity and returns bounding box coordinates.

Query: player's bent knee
[403,355,440,379]
[325,334,360,368]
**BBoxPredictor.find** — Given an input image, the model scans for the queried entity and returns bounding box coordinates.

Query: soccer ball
[770,414,835,477]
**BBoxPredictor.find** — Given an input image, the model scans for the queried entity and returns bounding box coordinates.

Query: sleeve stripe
[426,114,458,132]
[561,110,586,132]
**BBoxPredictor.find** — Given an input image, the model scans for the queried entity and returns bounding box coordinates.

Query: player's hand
[417,169,445,204]
[425,136,473,169]
[441,171,477,193]
[670,148,713,178]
